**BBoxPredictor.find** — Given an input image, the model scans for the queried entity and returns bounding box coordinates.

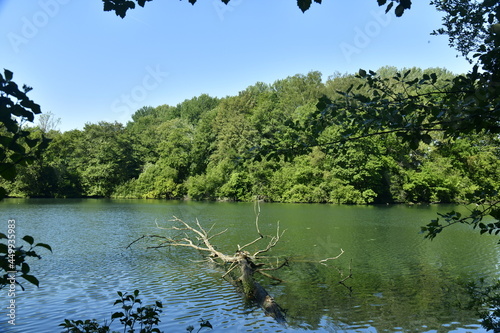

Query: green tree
[77,122,138,197]
[0,69,47,199]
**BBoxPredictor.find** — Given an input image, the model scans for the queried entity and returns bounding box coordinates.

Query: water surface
[0,199,498,332]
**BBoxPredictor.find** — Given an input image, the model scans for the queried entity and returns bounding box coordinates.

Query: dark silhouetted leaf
[385,2,394,13]
[395,5,405,17]
[4,69,13,81]
[22,274,39,287]
[297,0,312,12]
[35,243,53,252]
[22,235,34,245]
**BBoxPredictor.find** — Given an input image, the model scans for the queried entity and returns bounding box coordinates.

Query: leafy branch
[0,233,52,290]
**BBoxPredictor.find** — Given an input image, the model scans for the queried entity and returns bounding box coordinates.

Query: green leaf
[0,187,7,199]
[490,209,500,220]
[297,0,312,12]
[395,3,405,16]
[21,262,30,274]
[22,274,39,287]
[0,163,17,181]
[0,243,8,254]
[35,243,53,252]
[22,235,34,245]
[358,69,367,77]
[4,69,13,81]
[111,312,124,320]
[0,232,7,239]
[377,0,387,5]
[385,2,394,14]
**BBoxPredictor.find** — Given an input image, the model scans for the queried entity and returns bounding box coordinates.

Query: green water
[0,199,498,332]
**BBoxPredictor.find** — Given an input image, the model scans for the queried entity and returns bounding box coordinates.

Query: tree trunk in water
[237,253,286,325]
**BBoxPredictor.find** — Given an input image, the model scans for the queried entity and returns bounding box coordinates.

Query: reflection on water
[0,199,498,332]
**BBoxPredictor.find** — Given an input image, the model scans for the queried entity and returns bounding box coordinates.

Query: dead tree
[127,211,347,325]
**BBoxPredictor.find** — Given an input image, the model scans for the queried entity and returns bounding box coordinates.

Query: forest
[2,66,499,205]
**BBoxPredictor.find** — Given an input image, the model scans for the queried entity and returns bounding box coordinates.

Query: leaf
[22,235,34,245]
[111,312,124,320]
[21,262,30,274]
[200,319,213,329]
[358,69,367,77]
[0,243,8,255]
[35,243,53,252]
[400,0,412,9]
[0,163,17,181]
[490,209,500,220]
[4,69,13,82]
[0,232,7,239]
[385,2,394,14]
[421,134,432,144]
[377,0,387,5]
[297,0,312,12]
[22,274,39,287]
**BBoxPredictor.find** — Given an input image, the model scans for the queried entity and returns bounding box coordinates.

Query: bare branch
[253,222,285,258]
[222,262,239,279]
[257,270,286,283]
[238,235,263,252]
[338,259,353,292]
[126,234,170,249]
[319,248,345,265]
[257,258,288,272]
[207,228,228,241]
[254,200,262,236]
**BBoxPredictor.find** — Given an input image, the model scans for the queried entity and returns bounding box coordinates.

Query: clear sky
[1,0,471,132]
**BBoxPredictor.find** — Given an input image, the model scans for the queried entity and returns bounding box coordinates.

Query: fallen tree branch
[319,248,345,265]
[127,213,350,326]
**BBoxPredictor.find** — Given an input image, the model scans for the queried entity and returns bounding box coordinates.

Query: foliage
[421,199,500,242]
[4,67,498,206]
[463,279,500,331]
[0,233,52,290]
[0,69,48,199]
[60,290,163,333]
[60,290,212,333]
[102,0,412,18]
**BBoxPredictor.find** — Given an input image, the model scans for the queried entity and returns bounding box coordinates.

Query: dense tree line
[2,66,498,204]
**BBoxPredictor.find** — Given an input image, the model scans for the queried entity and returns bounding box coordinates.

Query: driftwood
[127,207,347,325]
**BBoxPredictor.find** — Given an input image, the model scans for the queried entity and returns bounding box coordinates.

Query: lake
[0,199,499,332]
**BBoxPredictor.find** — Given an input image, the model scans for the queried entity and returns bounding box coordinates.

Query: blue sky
[1,0,471,132]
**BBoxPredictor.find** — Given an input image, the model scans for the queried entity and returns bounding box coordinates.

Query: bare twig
[319,248,345,265]
[254,200,262,237]
[126,235,170,249]
[257,270,286,283]
[253,222,285,258]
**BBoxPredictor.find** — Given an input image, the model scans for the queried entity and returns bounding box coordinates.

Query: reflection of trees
[270,259,479,331]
